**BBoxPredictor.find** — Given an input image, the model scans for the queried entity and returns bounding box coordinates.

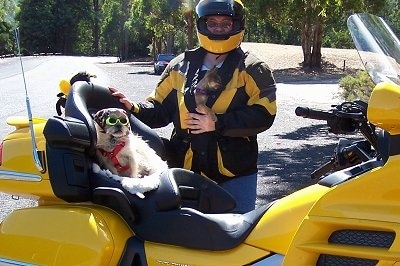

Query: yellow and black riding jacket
[131,47,277,183]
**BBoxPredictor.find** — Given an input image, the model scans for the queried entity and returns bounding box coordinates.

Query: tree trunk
[166,34,174,53]
[121,0,129,60]
[186,10,195,49]
[301,17,323,69]
[310,18,323,69]
[155,37,162,55]
[92,0,100,56]
[166,17,175,53]
[301,21,312,69]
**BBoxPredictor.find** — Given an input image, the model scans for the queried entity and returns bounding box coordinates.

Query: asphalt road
[0,56,347,221]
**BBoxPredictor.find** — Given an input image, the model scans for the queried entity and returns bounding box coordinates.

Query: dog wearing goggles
[93,108,167,197]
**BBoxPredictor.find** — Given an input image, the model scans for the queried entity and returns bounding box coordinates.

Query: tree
[182,0,198,50]
[0,0,18,55]
[100,0,123,58]
[126,0,153,57]
[255,0,385,69]
[18,0,56,54]
[134,0,185,55]
[92,0,101,55]
[17,0,93,55]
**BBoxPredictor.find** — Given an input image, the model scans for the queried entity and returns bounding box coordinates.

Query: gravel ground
[126,42,364,82]
[241,42,364,82]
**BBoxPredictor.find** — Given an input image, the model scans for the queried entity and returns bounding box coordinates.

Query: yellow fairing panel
[245,184,330,254]
[0,117,57,201]
[2,118,47,173]
[0,205,133,265]
[145,241,269,266]
[368,82,400,134]
[283,155,400,265]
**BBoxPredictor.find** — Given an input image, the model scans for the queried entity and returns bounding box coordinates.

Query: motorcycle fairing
[283,154,400,265]
[281,13,400,265]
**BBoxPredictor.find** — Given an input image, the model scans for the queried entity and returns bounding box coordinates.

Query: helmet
[196,0,245,54]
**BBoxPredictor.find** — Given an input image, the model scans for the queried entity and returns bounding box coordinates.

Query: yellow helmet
[196,0,245,54]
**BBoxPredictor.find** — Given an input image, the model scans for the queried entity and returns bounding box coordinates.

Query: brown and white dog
[92,108,167,197]
[194,66,221,107]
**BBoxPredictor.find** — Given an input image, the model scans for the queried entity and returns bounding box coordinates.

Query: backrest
[64,81,166,157]
[44,81,165,202]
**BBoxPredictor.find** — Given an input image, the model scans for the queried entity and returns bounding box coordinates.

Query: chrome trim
[251,254,284,266]
[0,170,42,181]
[0,258,36,266]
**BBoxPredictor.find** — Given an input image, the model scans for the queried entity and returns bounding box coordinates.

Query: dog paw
[92,163,101,173]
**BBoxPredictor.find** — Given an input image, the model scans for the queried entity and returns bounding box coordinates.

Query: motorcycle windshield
[347,13,400,85]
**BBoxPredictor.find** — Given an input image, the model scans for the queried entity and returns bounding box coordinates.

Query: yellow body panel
[0,205,133,265]
[283,155,400,265]
[0,116,58,201]
[145,241,269,266]
[245,184,330,254]
[368,82,400,134]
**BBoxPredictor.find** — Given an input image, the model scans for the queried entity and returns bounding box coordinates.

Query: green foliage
[338,70,375,102]
[100,0,123,56]
[323,28,354,49]
[17,0,56,54]
[9,0,400,60]
[17,0,93,55]
[0,21,13,54]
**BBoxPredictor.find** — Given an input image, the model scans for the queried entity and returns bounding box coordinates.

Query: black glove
[56,93,66,116]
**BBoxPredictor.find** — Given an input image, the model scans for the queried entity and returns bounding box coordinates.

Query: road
[0,56,345,221]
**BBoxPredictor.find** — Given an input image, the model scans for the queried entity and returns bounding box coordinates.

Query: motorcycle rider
[111,0,277,213]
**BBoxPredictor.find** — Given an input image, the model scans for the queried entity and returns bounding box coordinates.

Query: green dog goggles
[105,117,129,126]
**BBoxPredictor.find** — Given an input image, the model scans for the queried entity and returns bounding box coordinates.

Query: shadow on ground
[273,60,359,83]
[256,123,361,204]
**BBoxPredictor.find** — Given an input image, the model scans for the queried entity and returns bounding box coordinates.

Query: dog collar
[99,142,130,173]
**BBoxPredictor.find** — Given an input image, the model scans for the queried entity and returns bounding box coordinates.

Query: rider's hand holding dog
[111,0,277,213]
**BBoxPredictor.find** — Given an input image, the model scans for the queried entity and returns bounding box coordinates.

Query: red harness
[99,142,130,173]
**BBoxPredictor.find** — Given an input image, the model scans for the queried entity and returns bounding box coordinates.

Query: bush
[338,70,375,102]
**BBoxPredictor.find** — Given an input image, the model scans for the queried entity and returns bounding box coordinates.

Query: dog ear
[121,110,132,130]
[93,109,108,128]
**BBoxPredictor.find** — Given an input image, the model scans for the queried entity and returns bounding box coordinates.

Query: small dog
[194,66,221,107]
[93,108,167,197]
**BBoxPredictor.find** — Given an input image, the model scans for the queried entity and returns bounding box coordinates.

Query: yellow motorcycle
[0,13,399,265]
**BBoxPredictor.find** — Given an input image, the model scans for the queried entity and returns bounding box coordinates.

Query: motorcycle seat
[92,167,273,250]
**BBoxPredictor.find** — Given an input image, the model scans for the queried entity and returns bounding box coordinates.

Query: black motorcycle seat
[91,168,273,251]
[133,204,271,251]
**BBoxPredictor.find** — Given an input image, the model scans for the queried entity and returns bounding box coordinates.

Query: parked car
[154,53,175,75]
